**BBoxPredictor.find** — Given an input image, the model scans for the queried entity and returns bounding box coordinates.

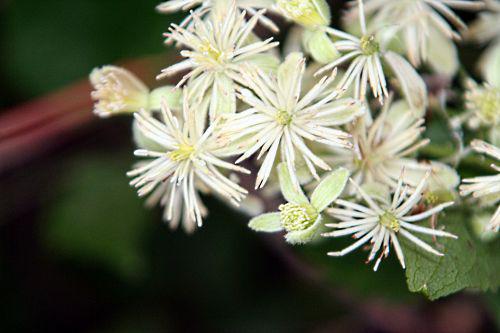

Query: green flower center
[353,156,364,169]
[360,35,380,56]
[168,144,195,162]
[279,203,318,232]
[199,40,224,62]
[276,110,293,126]
[474,87,500,124]
[379,211,400,232]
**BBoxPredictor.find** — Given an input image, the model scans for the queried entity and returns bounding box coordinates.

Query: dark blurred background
[0,0,498,332]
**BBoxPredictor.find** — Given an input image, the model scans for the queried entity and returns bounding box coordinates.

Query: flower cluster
[89,0,498,275]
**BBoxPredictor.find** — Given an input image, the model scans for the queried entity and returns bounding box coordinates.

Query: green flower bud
[276,0,331,28]
[466,85,500,126]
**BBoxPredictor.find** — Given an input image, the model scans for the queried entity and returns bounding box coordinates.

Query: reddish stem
[0,54,166,174]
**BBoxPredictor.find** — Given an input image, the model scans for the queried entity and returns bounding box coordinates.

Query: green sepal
[310,167,349,211]
[278,163,309,205]
[248,212,283,232]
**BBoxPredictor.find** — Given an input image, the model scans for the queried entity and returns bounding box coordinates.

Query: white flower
[220,53,365,189]
[248,164,350,244]
[460,140,500,232]
[127,91,249,229]
[463,79,500,128]
[324,100,459,192]
[323,171,457,271]
[157,0,279,34]
[90,66,182,118]
[158,3,279,120]
[316,0,427,109]
[345,0,484,69]
[90,66,149,118]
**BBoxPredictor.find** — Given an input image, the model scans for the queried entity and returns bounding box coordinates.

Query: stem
[0,54,169,174]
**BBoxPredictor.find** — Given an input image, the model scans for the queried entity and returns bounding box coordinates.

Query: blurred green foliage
[42,154,152,281]
[31,151,344,332]
[403,209,500,300]
[1,0,178,98]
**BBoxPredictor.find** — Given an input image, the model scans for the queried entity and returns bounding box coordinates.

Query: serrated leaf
[403,209,499,300]
[310,167,349,211]
[248,213,283,232]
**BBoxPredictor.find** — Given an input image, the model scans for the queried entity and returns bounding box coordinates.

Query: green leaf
[277,163,309,205]
[310,167,349,211]
[403,209,500,300]
[248,213,283,232]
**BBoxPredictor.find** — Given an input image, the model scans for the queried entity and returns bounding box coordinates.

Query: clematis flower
[219,53,364,189]
[460,140,500,232]
[323,100,459,193]
[316,0,427,110]
[158,3,279,121]
[128,90,249,230]
[324,171,457,271]
[344,0,484,74]
[463,79,500,129]
[90,66,182,118]
[157,0,279,34]
[248,163,350,244]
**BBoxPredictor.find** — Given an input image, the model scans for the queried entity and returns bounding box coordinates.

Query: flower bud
[465,80,500,128]
[90,66,149,118]
[276,0,331,28]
